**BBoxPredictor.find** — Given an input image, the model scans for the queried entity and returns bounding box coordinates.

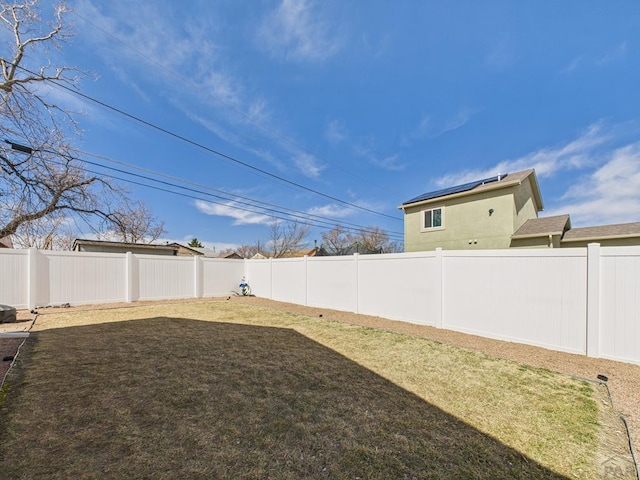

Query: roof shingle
[562,222,640,242]
[511,215,571,239]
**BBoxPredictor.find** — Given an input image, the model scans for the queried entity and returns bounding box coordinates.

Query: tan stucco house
[400,169,640,251]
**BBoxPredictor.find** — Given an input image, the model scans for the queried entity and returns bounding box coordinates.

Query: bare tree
[96,202,165,244]
[11,211,75,249]
[321,225,402,255]
[357,226,401,253]
[267,221,309,258]
[236,244,260,258]
[0,0,163,245]
[320,225,354,255]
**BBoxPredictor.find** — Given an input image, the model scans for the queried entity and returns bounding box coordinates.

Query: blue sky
[29,1,640,251]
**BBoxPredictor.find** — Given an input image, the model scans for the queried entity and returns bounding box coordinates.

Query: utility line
[13,62,402,222]
[47,154,404,239]
[34,147,404,240]
[71,147,405,238]
[71,10,396,196]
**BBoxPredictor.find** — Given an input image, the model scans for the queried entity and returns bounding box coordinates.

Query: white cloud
[402,108,477,146]
[484,35,517,72]
[307,204,354,218]
[194,200,272,226]
[325,119,347,144]
[546,143,640,225]
[258,0,342,62]
[292,151,324,178]
[434,122,610,187]
[562,41,628,74]
[431,122,640,226]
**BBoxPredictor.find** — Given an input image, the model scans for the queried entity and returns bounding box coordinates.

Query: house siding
[404,189,519,251]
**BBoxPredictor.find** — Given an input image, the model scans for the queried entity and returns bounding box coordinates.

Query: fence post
[125,252,135,303]
[194,256,203,299]
[434,248,444,328]
[304,255,309,306]
[354,253,359,314]
[268,257,273,299]
[27,247,39,311]
[586,243,601,358]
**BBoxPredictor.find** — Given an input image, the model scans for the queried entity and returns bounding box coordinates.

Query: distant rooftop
[562,222,640,242]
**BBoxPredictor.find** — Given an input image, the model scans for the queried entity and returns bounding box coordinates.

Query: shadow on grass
[0,317,569,479]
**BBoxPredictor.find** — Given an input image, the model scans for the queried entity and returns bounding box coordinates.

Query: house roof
[0,236,13,248]
[191,247,218,257]
[511,214,571,239]
[561,222,640,243]
[72,239,179,253]
[168,243,204,255]
[400,169,543,211]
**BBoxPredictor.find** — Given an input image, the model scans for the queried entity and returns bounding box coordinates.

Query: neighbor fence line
[0,245,638,366]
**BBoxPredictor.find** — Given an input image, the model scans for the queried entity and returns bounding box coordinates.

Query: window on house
[422,207,444,230]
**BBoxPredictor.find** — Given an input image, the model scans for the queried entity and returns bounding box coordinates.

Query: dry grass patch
[0,301,632,479]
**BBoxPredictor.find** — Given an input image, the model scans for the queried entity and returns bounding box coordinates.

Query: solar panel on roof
[402,173,507,205]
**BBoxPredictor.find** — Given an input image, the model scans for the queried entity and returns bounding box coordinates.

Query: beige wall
[404,189,516,251]
[510,235,561,249]
[76,245,177,255]
[403,176,542,252]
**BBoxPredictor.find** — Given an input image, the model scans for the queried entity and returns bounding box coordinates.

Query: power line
[12,61,402,223]
[43,152,404,240]
[30,144,404,240]
[71,10,397,197]
[71,147,405,238]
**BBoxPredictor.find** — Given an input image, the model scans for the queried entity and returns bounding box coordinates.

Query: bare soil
[2,296,639,455]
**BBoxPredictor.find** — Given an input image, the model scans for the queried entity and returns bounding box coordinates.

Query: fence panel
[357,252,440,325]
[307,256,357,312]
[442,249,588,354]
[137,255,194,301]
[600,247,640,364]
[0,250,29,309]
[245,259,272,298]
[45,251,127,306]
[202,258,245,297]
[272,258,307,305]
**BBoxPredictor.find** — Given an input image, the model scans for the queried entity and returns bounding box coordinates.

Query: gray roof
[562,222,640,242]
[191,247,218,257]
[511,215,571,239]
[400,169,543,211]
[73,239,178,252]
[0,236,13,248]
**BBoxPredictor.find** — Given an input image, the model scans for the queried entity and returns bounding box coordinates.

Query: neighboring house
[400,169,640,251]
[221,252,243,259]
[511,214,571,249]
[72,239,179,256]
[167,243,217,257]
[400,170,543,252]
[560,222,640,248]
[0,236,13,248]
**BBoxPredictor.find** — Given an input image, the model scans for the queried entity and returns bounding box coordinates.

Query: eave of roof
[73,239,178,251]
[399,169,543,211]
[511,214,571,239]
[561,222,640,242]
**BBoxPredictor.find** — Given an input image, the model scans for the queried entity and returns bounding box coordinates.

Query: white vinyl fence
[0,249,244,309]
[246,245,640,366]
[1,245,639,365]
